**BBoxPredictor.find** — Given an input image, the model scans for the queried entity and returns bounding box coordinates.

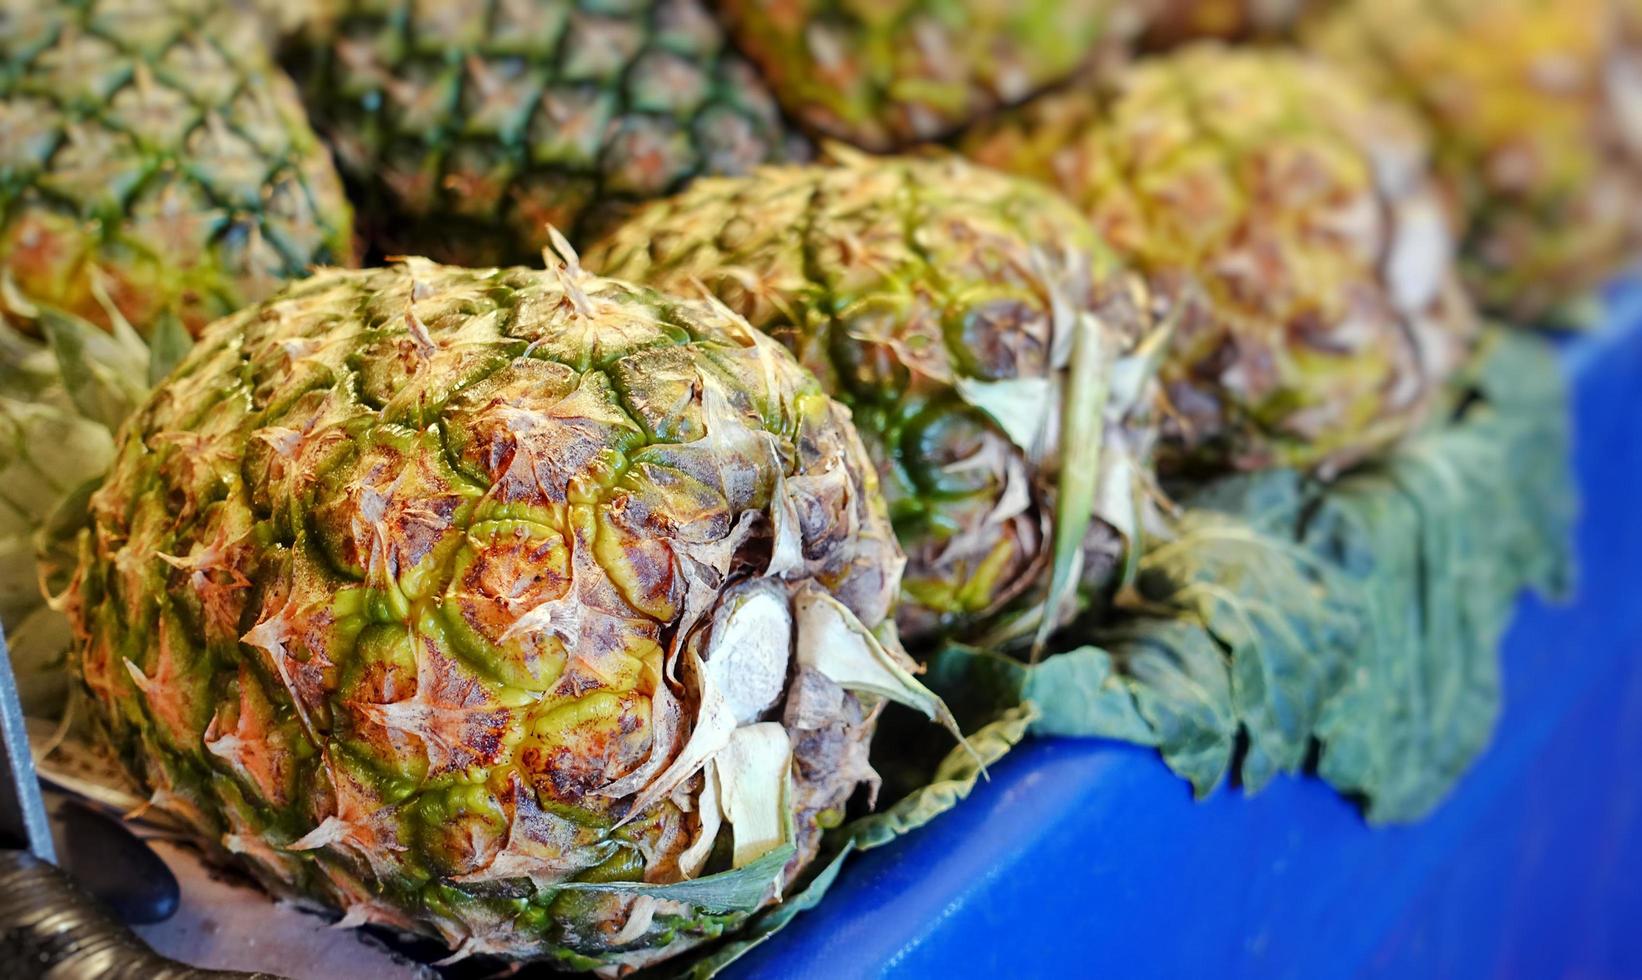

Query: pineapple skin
[67,260,902,967]
[0,0,355,339]
[588,153,1152,644]
[1305,0,1642,323]
[961,45,1477,475]
[714,0,1142,151]
[287,0,806,266]
[1135,0,1309,47]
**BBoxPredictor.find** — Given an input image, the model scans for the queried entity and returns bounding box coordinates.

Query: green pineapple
[588,152,1160,645]
[961,46,1477,474]
[713,0,1141,151]
[0,0,355,341]
[68,253,952,968]
[286,0,806,266]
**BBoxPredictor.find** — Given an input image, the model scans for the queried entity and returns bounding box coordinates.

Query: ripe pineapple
[713,0,1141,151]
[286,0,805,266]
[1305,0,1642,322]
[961,46,1477,475]
[67,254,951,968]
[588,153,1158,645]
[0,0,355,341]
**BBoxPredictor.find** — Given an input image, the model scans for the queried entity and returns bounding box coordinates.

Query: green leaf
[38,306,149,431]
[0,309,143,727]
[1099,619,1238,796]
[0,397,116,534]
[0,393,115,721]
[557,841,796,914]
[1034,311,1110,657]
[1134,480,1357,792]
[678,849,851,980]
[944,329,1571,819]
[146,311,194,386]
[920,644,1155,745]
[2,603,74,718]
[1300,340,1573,822]
[0,323,67,404]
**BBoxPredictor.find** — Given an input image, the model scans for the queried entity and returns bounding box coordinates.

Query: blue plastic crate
[729,285,1642,979]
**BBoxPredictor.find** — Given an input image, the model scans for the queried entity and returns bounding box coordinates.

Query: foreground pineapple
[1305,0,1642,321]
[286,0,803,265]
[589,153,1157,646]
[714,0,1140,151]
[961,46,1476,474]
[68,255,951,969]
[0,0,355,340]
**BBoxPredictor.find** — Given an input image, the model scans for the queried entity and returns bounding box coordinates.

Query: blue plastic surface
[730,286,1642,979]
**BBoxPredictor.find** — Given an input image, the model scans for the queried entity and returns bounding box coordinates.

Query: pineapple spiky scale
[713,0,1140,151]
[0,0,355,339]
[288,0,805,266]
[961,46,1476,474]
[69,257,915,967]
[1305,0,1642,322]
[588,153,1154,644]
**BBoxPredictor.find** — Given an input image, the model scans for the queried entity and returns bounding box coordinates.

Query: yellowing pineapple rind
[67,257,924,967]
[960,45,1478,475]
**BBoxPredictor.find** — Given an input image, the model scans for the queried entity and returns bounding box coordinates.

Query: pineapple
[67,252,951,968]
[1305,0,1642,322]
[713,0,1142,151]
[587,153,1158,645]
[285,0,805,266]
[961,46,1477,475]
[0,0,355,341]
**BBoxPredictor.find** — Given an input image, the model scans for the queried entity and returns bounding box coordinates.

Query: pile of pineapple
[1,0,1633,973]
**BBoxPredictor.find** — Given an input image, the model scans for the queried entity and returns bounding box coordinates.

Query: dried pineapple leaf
[608,582,792,822]
[1106,310,1174,419]
[952,375,1054,459]
[792,584,964,745]
[713,722,793,870]
[702,583,793,727]
[676,756,722,879]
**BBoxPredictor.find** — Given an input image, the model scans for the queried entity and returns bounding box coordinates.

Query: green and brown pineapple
[1305,0,1642,322]
[713,0,1142,151]
[286,0,806,266]
[961,45,1477,475]
[0,0,355,341]
[589,153,1157,645]
[67,254,955,968]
